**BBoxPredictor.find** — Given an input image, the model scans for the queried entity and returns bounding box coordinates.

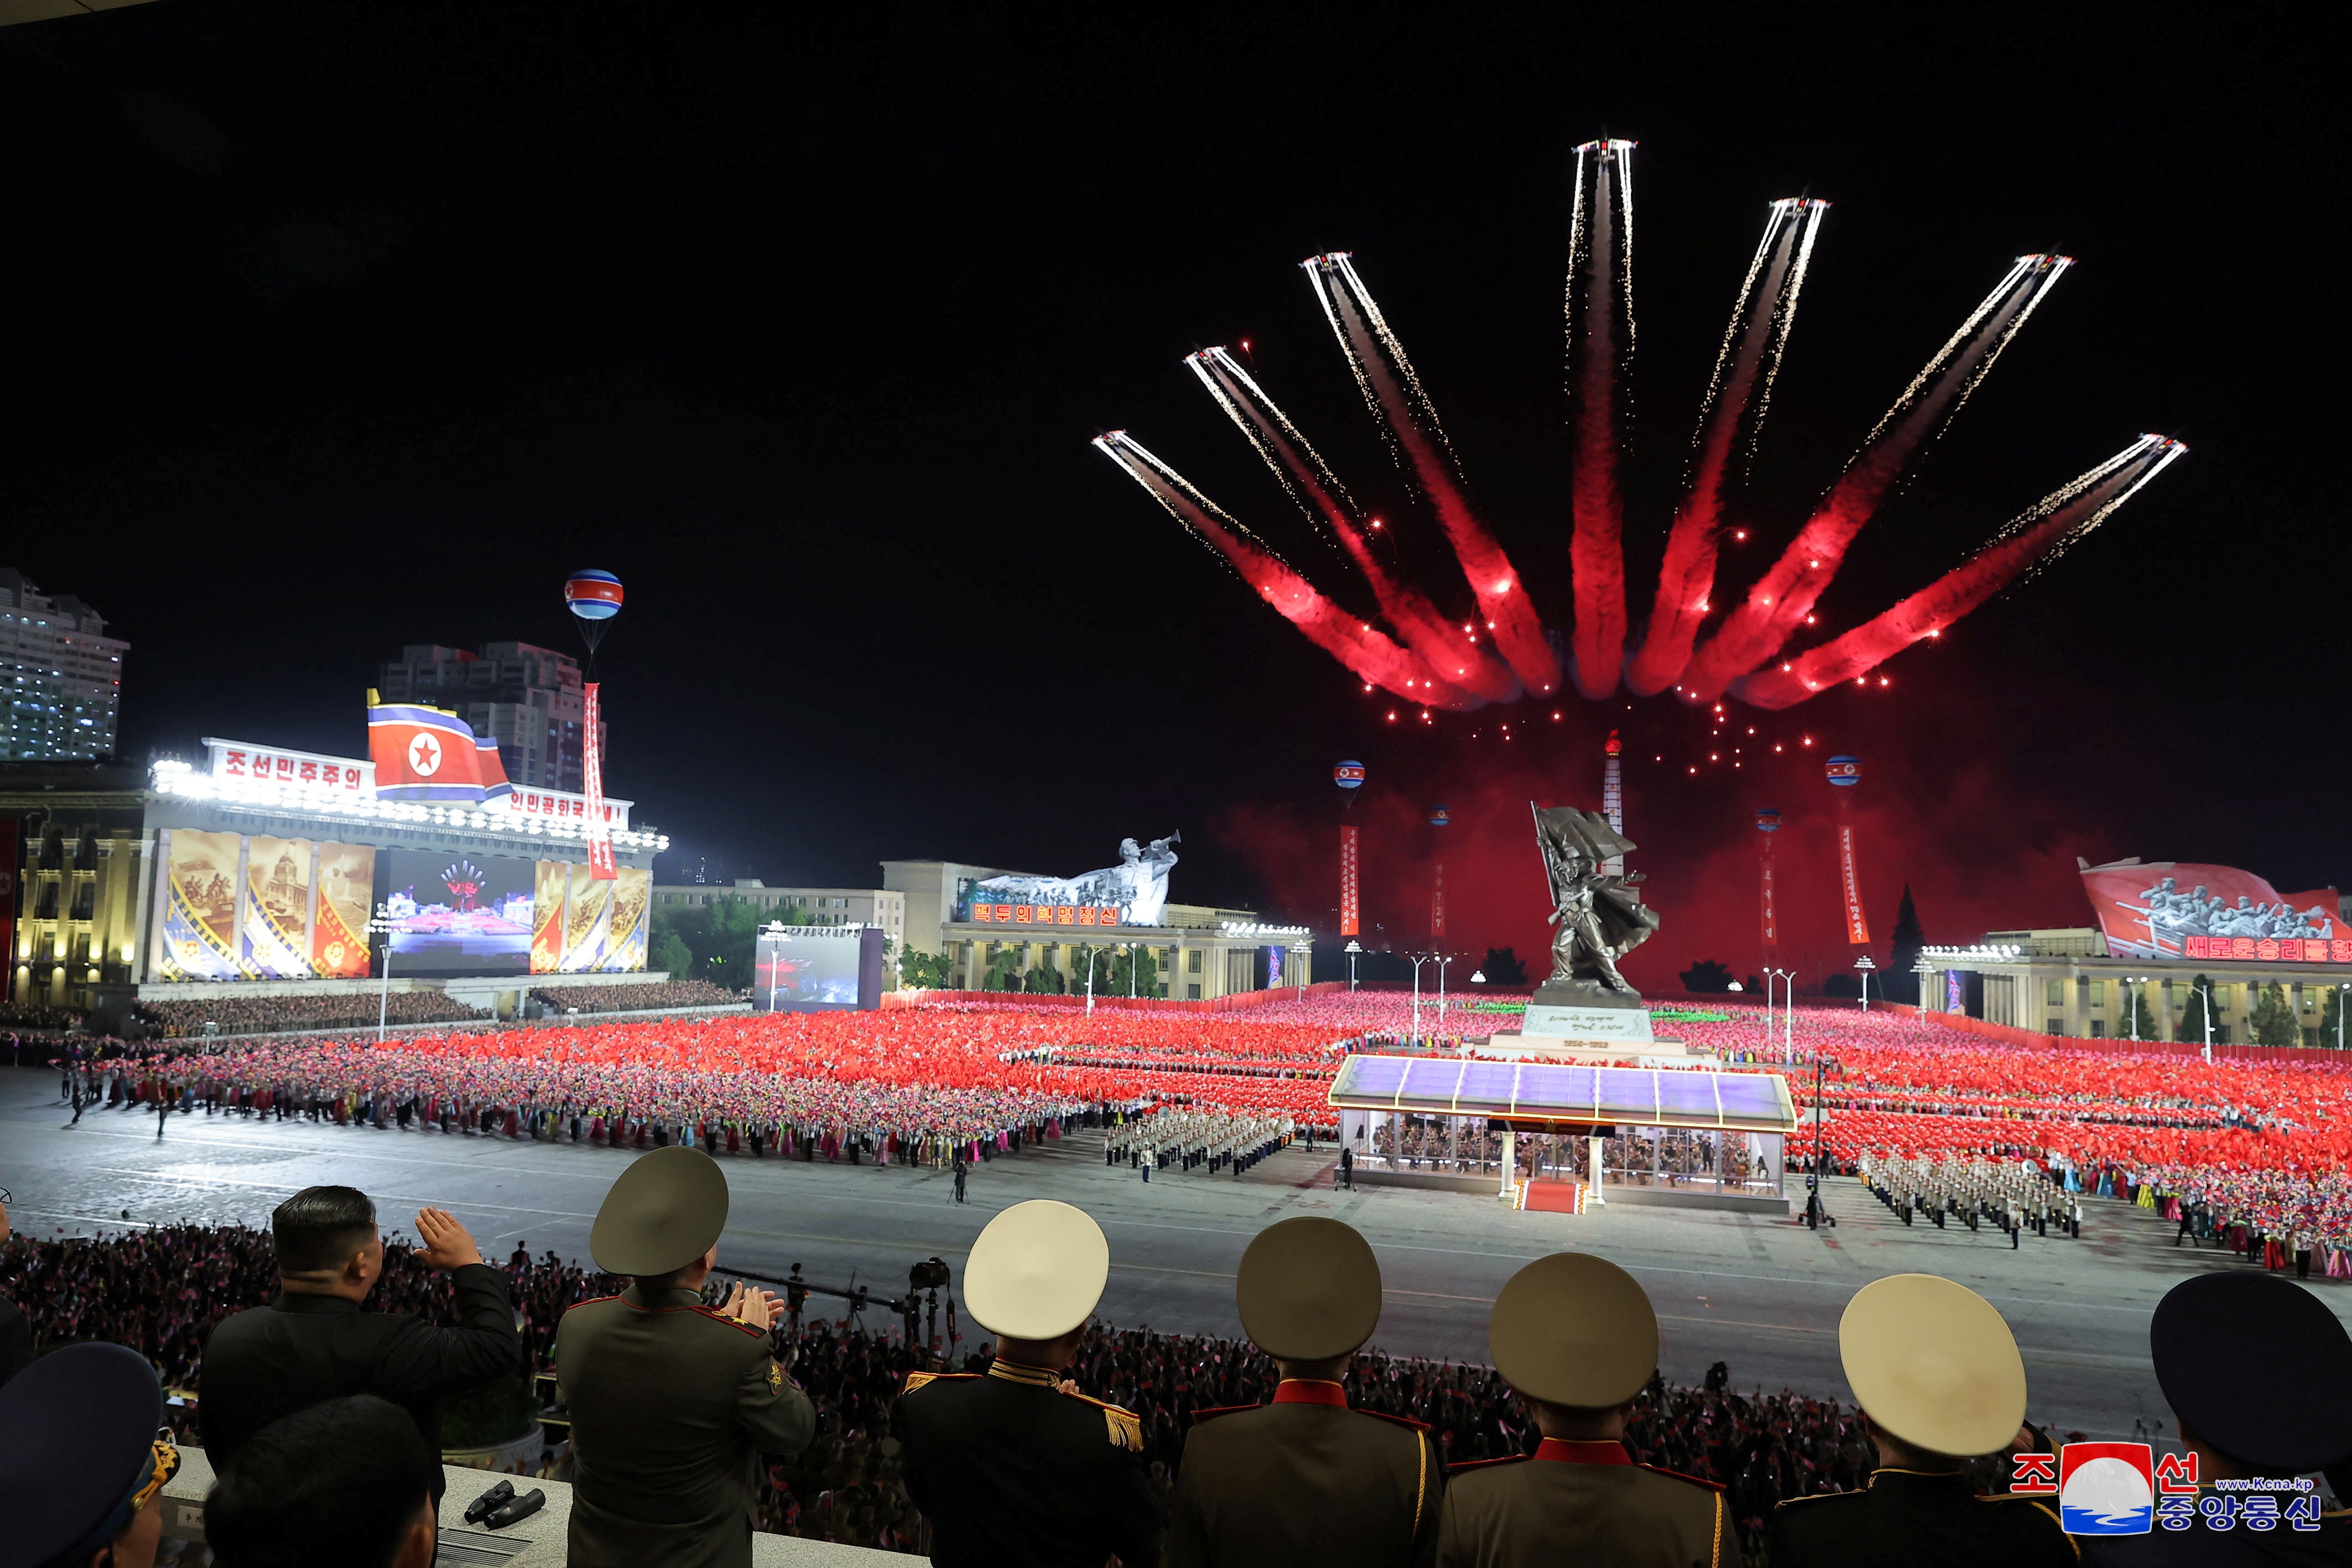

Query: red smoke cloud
[1214,696,2112,992]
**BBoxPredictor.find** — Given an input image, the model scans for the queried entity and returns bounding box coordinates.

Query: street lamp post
[1913,955,1936,1020]
[1765,967,1795,1063]
[1344,939,1363,991]
[1083,946,1105,1017]
[367,904,398,1041]
[1434,954,1455,1046]
[2338,982,2349,1052]
[1408,953,1434,1048]
[1853,955,1877,1011]
[2200,977,2216,1064]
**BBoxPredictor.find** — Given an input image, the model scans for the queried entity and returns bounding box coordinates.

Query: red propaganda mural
[2080,857,2346,963]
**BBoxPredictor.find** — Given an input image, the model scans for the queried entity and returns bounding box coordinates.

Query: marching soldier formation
[1105,1108,1297,1178]
[1860,1153,2083,1244]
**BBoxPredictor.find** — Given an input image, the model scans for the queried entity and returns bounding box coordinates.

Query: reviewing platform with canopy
[1328,1054,1798,1211]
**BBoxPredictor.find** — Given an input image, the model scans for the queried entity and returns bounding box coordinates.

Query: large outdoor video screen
[380,850,537,973]
[756,929,866,1011]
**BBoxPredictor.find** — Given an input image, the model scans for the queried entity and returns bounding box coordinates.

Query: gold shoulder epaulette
[902,1371,977,1397]
[1773,1489,1848,1509]
[1066,1390,1146,1451]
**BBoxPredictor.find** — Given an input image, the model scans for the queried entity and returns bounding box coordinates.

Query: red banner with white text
[1838,825,1870,945]
[582,682,616,881]
[1339,825,1360,937]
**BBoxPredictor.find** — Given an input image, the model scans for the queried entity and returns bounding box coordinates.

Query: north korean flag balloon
[1825,755,1860,788]
[1427,804,1450,827]
[1333,760,1365,791]
[1756,808,1782,833]
[565,570,623,655]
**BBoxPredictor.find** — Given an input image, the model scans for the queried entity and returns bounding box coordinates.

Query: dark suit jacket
[1768,1467,2077,1568]
[892,1359,1161,1568]
[0,1295,31,1389]
[1169,1382,1443,1568]
[199,1263,518,1489]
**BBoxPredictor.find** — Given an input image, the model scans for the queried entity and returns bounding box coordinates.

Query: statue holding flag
[1531,803,1660,1000]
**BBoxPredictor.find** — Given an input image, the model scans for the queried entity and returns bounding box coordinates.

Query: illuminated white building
[1,569,127,762]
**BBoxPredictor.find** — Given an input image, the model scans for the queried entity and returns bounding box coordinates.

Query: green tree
[1105,945,1161,998]
[650,927,695,978]
[2250,981,2302,1048]
[1886,885,1925,1005]
[984,946,1026,991]
[2178,973,2221,1044]
[1026,954,1066,994]
[1679,958,1734,993]
[696,897,766,990]
[897,946,954,989]
[1480,946,1528,986]
[2322,984,2352,1048]
[2114,981,2155,1040]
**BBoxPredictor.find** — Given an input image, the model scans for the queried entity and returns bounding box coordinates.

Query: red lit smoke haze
[1213,705,2109,992]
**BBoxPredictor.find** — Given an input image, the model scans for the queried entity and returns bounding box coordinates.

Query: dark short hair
[206,1395,438,1568]
[270,1186,377,1274]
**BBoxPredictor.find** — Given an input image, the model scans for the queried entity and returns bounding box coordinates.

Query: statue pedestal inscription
[1520,1003,1656,1044]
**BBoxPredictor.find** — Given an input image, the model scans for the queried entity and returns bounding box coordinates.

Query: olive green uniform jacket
[554,1285,815,1568]
[1437,1439,1726,1568]
[1168,1380,1444,1568]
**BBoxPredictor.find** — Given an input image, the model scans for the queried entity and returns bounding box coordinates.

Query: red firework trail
[1185,347,1519,704]
[1678,253,2072,702]
[1625,196,1827,696]
[1092,431,1478,709]
[1302,253,1562,696]
[1100,148,2181,712]
[1733,435,2187,707]
[1565,139,1636,697]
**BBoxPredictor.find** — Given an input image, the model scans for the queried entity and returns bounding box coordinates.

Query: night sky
[3,4,2340,987]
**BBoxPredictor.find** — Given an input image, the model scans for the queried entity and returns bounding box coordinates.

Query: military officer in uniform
[1437,1252,1726,1567]
[1168,1216,1443,1567]
[2082,1270,2352,1564]
[1768,1273,2073,1566]
[555,1145,816,1568]
[0,1342,181,1568]
[892,1199,1160,1566]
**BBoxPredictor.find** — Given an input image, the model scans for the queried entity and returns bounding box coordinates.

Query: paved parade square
[6,1065,2329,1442]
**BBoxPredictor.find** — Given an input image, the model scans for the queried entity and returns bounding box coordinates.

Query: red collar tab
[1535,1438,1632,1466]
[1272,1379,1350,1409]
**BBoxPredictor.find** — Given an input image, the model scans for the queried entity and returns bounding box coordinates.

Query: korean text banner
[1837,825,1871,945]
[1339,825,1360,937]
[2082,859,2346,962]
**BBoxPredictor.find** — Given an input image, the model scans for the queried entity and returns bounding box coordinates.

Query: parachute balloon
[564,569,623,658]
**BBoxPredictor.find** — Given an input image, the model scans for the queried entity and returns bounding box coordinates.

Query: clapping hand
[415,1207,484,1272]
[718,1280,781,1331]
